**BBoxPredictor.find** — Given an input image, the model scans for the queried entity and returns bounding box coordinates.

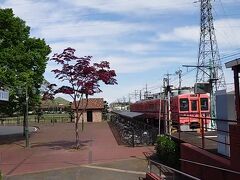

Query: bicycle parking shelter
[111,110,158,147]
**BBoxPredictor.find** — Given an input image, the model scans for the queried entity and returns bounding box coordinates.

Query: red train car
[130,93,210,131]
[130,98,165,119]
[171,93,210,131]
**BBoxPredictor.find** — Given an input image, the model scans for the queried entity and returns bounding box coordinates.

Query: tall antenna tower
[196,0,226,118]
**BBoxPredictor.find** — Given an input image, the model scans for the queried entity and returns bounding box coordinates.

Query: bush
[155,135,180,168]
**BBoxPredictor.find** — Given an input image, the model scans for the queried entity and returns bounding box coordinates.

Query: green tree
[102,100,109,120]
[155,135,180,168]
[0,8,51,116]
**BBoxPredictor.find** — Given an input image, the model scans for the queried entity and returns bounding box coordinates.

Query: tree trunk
[75,120,79,148]
[23,112,26,136]
[82,115,84,131]
[75,110,80,148]
[74,96,88,149]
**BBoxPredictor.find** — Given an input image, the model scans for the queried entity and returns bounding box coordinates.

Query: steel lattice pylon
[196,0,226,90]
[196,0,226,124]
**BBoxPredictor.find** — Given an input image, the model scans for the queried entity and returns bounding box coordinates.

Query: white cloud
[215,19,240,50]
[107,56,195,74]
[156,18,240,50]
[38,21,151,41]
[117,43,159,54]
[158,26,199,42]
[1,0,60,28]
[65,0,197,15]
[50,41,102,56]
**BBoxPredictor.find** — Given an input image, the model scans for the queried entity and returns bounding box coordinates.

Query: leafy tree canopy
[0,8,51,115]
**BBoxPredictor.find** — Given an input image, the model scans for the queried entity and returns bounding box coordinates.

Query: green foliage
[155,135,180,168]
[54,97,70,105]
[66,103,75,122]
[102,100,109,120]
[0,8,51,115]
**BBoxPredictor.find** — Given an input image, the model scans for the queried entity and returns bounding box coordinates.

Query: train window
[191,100,197,111]
[180,98,189,111]
[201,98,208,110]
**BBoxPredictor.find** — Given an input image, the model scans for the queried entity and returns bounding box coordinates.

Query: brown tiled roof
[72,98,104,110]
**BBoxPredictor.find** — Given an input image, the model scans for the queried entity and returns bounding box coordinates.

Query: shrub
[155,135,180,168]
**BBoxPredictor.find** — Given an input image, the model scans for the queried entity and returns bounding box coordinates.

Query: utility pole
[163,78,169,134]
[145,84,148,99]
[163,73,173,135]
[158,86,162,135]
[139,90,142,100]
[25,85,29,147]
[175,69,182,94]
[134,90,138,102]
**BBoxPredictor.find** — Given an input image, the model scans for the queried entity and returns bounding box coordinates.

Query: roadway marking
[82,165,146,175]
[205,135,217,138]
[198,135,217,138]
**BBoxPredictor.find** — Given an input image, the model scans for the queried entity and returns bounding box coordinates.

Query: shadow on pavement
[30,140,93,150]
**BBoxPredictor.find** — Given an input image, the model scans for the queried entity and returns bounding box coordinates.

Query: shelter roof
[225,58,240,68]
[72,98,104,110]
[112,110,144,119]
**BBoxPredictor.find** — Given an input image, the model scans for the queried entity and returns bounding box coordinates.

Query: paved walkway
[5,158,148,180]
[0,122,154,178]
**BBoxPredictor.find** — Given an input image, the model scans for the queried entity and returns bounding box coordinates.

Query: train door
[190,98,200,129]
[179,98,190,126]
[200,97,210,126]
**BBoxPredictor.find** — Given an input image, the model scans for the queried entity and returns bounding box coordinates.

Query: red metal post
[198,94,204,148]
[178,118,181,140]
[201,116,205,149]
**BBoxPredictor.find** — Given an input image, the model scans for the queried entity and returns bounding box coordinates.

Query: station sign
[0,90,9,101]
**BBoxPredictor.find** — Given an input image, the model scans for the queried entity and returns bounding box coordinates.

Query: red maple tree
[47,47,117,148]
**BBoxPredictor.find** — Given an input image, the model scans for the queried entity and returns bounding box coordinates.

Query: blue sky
[1,0,240,103]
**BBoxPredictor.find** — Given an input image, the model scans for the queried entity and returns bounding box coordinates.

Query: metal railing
[146,158,200,180]
[179,159,240,179]
[161,112,237,154]
[180,159,240,175]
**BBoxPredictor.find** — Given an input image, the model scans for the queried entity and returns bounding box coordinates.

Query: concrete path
[0,122,154,178]
[5,158,148,180]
